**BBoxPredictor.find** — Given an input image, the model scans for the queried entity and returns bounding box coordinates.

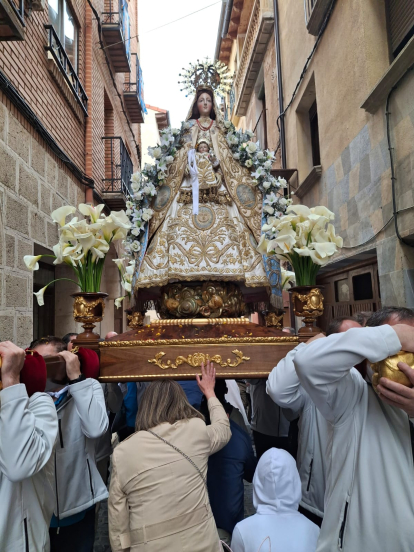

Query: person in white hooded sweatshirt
[231,448,319,552]
[294,312,414,552]
[0,341,58,552]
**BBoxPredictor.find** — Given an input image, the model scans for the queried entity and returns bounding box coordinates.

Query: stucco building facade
[0,0,145,344]
[216,0,414,326]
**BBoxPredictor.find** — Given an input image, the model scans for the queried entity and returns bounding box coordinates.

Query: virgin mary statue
[135,75,279,316]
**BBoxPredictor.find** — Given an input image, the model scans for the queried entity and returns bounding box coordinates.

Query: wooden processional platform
[98,319,299,382]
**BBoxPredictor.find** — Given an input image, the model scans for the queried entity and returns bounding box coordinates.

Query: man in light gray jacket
[266,317,361,527]
[294,312,414,552]
[33,337,109,552]
[0,341,58,552]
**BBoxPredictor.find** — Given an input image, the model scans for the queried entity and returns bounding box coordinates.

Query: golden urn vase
[372,351,414,392]
[289,286,324,336]
[71,292,108,341]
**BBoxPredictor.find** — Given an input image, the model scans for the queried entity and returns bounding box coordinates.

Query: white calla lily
[122,280,132,293]
[34,286,48,306]
[311,241,337,258]
[256,235,269,255]
[286,204,311,219]
[115,297,125,308]
[77,234,96,255]
[24,255,42,271]
[311,206,335,220]
[78,203,105,223]
[113,258,127,273]
[327,224,343,247]
[51,205,76,227]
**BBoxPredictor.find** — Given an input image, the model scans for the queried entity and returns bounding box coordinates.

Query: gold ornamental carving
[151,317,250,326]
[264,312,284,329]
[159,281,246,319]
[73,296,106,323]
[291,288,324,317]
[99,336,299,347]
[372,351,414,392]
[127,311,144,328]
[148,349,250,370]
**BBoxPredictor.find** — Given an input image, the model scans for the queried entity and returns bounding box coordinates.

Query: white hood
[253,448,302,515]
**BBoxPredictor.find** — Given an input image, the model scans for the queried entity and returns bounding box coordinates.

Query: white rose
[224,120,231,128]
[131,182,140,193]
[245,159,253,168]
[143,186,152,195]
[233,153,240,160]
[264,205,275,214]
[153,147,162,159]
[246,130,254,138]
[183,122,190,130]
[131,228,140,236]
[279,197,288,206]
[165,155,174,164]
[246,142,257,154]
[256,151,264,160]
[172,128,180,135]
[125,208,132,216]
[131,173,141,183]
[279,178,287,187]
[263,181,271,190]
[134,191,143,200]
[130,241,141,252]
[264,160,272,169]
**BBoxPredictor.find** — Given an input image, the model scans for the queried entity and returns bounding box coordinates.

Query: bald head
[105,331,118,340]
[338,319,361,333]
[326,316,361,336]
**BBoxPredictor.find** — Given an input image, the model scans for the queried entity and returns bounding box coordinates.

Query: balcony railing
[123,54,146,123]
[44,25,88,115]
[102,0,131,72]
[0,0,25,40]
[101,137,133,206]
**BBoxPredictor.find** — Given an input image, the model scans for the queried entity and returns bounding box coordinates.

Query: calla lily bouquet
[113,258,135,308]
[257,204,343,286]
[25,204,131,305]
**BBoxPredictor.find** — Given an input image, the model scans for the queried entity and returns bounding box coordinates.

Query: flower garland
[124,121,190,258]
[223,120,291,231]
[124,119,291,257]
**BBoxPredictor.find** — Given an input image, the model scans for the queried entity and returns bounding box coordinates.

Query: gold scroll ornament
[291,288,324,318]
[148,349,250,370]
[371,351,414,392]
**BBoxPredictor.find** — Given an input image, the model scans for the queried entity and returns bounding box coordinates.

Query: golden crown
[178,59,233,98]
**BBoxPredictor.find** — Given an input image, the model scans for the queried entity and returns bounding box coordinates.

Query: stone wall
[0,102,85,346]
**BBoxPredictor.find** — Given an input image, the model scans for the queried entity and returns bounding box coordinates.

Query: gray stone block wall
[301,72,414,308]
[0,105,85,346]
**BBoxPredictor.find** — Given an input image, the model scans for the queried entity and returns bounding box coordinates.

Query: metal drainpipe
[222,0,233,38]
[85,3,94,204]
[273,0,286,169]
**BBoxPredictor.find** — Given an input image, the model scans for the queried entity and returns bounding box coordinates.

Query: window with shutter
[387,0,414,57]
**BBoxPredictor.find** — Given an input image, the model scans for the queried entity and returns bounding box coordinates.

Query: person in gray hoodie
[294,309,414,552]
[231,447,319,552]
[33,337,108,552]
[0,341,58,552]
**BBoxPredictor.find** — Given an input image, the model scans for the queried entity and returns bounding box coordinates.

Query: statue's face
[197,93,213,117]
[197,143,209,153]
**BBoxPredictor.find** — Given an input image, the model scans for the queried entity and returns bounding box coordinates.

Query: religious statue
[131,60,284,318]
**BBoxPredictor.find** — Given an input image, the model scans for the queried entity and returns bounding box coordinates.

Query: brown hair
[190,89,216,120]
[326,316,360,336]
[135,380,204,431]
[30,336,67,353]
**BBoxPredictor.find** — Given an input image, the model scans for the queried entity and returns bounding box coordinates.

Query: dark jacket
[207,419,257,534]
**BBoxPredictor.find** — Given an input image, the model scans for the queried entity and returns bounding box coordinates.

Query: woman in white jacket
[231,448,319,552]
[0,341,58,552]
